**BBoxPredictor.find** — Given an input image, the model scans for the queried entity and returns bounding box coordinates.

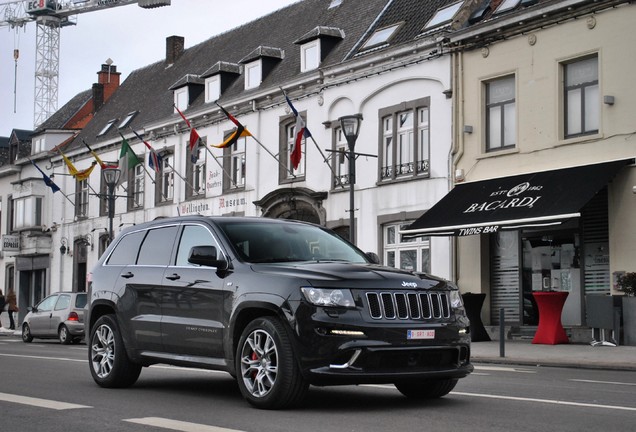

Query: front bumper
[292,304,473,385]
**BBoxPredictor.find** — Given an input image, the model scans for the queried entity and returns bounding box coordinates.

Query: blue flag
[30,160,61,193]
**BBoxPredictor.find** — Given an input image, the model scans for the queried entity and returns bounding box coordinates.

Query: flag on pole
[174,104,201,163]
[213,103,252,149]
[131,129,162,173]
[118,136,141,186]
[60,151,97,181]
[30,160,60,193]
[284,94,311,170]
[82,140,106,169]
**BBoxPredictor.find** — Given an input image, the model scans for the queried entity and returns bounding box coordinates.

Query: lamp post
[339,114,363,245]
[102,165,121,243]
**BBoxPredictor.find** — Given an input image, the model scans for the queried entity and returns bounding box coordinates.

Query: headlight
[449,290,464,309]
[301,287,355,308]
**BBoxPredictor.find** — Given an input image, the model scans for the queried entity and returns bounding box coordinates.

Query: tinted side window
[75,294,87,308]
[137,226,179,266]
[107,231,146,265]
[175,224,218,266]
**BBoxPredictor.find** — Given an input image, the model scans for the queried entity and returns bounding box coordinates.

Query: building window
[32,137,45,154]
[424,1,462,30]
[280,119,305,182]
[245,61,262,90]
[186,147,206,199]
[174,89,188,112]
[485,75,516,152]
[384,222,430,273]
[564,55,599,138]
[332,127,349,189]
[301,40,320,72]
[97,119,116,137]
[13,196,43,230]
[361,23,401,50]
[379,98,430,182]
[118,111,137,129]
[129,164,144,209]
[156,154,174,204]
[75,180,89,218]
[205,75,221,103]
[223,136,247,191]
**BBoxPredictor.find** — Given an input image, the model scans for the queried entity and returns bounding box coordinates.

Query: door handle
[165,273,181,281]
[121,272,134,279]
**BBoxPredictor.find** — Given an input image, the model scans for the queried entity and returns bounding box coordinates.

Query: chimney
[97,63,121,103]
[92,83,104,114]
[166,35,185,65]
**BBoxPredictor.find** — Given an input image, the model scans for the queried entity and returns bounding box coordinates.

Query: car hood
[250,261,449,290]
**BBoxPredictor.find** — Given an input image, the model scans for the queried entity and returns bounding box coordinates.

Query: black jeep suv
[86,216,472,409]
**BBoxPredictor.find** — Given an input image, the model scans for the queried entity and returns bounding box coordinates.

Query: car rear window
[75,294,87,308]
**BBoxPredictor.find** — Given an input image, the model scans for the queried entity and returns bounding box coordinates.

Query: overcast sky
[0,0,297,137]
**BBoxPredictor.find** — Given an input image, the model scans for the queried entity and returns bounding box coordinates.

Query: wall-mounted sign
[2,234,20,252]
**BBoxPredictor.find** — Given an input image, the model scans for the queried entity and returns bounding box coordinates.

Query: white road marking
[0,392,91,410]
[452,391,636,412]
[570,379,636,387]
[124,417,245,432]
[474,365,536,373]
[0,353,87,363]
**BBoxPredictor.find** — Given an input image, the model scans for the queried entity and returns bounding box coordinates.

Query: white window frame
[244,60,262,90]
[205,75,221,103]
[118,111,137,129]
[383,222,430,273]
[97,119,116,137]
[230,136,246,189]
[485,75,516,152]
[362,24,401,49]
[286,123,305,178]
[131,164,144,209]
[424,1,463,30]
[174,89,188,112]
[564,55,599,138]
[13,196,43,230]
[301,40,320,72]
[76,180,89,218]
[191,147,206,197]
[334,127,349,188]
[160,155,174,202]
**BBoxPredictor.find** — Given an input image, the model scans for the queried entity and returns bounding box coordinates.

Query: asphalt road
[1,338,635,432]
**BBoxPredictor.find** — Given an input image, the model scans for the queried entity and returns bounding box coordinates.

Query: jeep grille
[365,291,450,320]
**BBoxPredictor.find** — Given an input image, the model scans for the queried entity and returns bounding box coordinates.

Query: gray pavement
[2,325,635,371]
[471,339,636,371]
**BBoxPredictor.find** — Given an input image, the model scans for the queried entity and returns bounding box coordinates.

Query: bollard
[499,308,505,358]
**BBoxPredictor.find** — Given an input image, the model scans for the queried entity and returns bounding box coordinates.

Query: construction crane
[1,0,171,128]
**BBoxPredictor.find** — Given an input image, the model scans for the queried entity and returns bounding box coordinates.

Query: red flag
[174,104,200,163]
[284,94,310,170]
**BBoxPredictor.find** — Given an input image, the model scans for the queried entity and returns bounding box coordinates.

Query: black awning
[402,159,633,237]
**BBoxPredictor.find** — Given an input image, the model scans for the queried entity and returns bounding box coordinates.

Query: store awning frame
[401,159,634,238]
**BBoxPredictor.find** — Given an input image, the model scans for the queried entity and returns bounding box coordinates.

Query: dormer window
[423,1,463,30]
[174,88,188,111]
[97,119,117,136]
[361,23,401,50]
[245,60,262,90]
[301,40,320,72]
[494,0,521,14]
[294,27,344,72]
[239,46,283,90]
[170,74,204,111]
[206,75,221,103]
[201,61,240,103]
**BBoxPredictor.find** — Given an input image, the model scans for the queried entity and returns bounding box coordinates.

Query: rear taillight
[67,312,79,321]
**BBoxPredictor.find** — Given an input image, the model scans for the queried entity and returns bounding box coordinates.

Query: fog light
[459,328,468,334]
[328,329,365,336]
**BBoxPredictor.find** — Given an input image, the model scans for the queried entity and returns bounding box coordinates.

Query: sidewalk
[471,340,636,371]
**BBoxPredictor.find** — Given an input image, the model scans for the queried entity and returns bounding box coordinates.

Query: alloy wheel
[240,329,279,398]
[91,323,115,379]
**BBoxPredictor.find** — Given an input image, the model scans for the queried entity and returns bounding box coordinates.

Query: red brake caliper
[251,352,258,379]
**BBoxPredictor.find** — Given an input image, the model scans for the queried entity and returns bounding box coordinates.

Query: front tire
[59,325,72,345]
[236,317,308,409]
[22,323,33,343]
[88,314,141,388]
[395,378,458,399]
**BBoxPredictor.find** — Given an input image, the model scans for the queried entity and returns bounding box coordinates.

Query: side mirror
[188,245,228,270]
[28,306,36,313]
[366,252,380,264]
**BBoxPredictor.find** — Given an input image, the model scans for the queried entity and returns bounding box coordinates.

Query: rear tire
[394,378,458,399]
[236,316,308,409]
[88,314,141,388]
[22,323,33,343]
[59,325,72,345]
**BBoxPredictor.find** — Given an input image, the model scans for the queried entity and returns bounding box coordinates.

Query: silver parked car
[22,292,87,344]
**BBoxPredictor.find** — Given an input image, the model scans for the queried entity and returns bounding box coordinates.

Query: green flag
[118,137,141,186]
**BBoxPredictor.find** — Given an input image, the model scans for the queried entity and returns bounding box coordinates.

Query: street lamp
[102,164,121,243]
[339,114,363,245]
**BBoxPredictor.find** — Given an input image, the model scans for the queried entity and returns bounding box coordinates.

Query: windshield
[216,220,369,264]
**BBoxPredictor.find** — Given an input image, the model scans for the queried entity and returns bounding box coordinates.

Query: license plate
[407,329,435,340]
